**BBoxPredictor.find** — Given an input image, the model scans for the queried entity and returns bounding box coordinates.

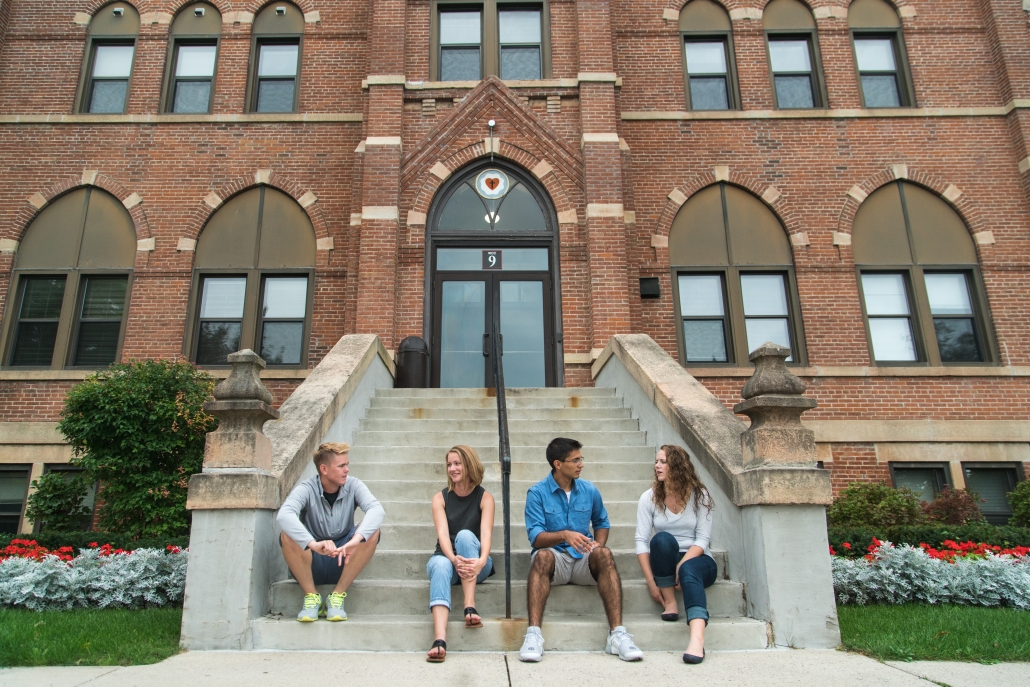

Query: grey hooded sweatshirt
[277,474,385,548]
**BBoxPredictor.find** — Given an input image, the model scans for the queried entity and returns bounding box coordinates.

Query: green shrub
[922,487,987,525]
[828,524,1030,558]
[1009,481,1030,527]
[24,472,91,532]
[827,482,926,529]
[58,359,217,539]
[0,532,190,552]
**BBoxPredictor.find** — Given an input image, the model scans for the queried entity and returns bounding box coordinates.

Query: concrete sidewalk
[1,650,1027,687]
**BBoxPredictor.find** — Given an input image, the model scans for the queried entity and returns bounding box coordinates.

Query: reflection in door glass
[440,281,486,388]
[500,281,545,387]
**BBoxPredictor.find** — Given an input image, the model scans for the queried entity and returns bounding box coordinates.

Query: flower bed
[0,539,187,610]
[832,539,1030,609]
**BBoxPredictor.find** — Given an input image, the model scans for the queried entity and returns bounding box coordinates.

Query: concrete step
[358,417,641,432]
[374,522,639,550]
[369,396,624,409]
[250,615,769,652]
[353,460,654,482]
[322,548,728,582]
[366,407,634,421]
[356,499,645,523]
[348,445,657,463]
[269,578,745,619]
[352,430,647,447]
[375,388,615,398]
[362,479,651,502]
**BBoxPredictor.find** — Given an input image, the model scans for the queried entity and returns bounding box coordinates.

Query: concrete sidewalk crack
[504,653,512,687]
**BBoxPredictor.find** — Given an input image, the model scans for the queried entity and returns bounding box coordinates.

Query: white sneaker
[519,626,545,662]
[606,626,643,661]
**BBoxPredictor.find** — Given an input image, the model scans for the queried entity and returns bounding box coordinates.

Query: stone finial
[733,342,817,469]
[202,350,279,471]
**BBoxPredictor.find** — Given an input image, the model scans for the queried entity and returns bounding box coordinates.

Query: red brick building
[0,0,1027,532]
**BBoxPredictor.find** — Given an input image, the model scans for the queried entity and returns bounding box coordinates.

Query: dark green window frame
[680,33,739,111]
[889,461,951,503]
[765,31,826,109]
[163,38,220,114]
[851,30,914,108]
[79,39,137,114]
[961,462,1024,525]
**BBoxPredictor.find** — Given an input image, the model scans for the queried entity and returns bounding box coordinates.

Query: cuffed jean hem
[653,574,676,589]
[686,605,709,624]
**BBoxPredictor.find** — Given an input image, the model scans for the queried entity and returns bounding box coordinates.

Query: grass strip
[838,604,1030,662]
[0,607,182,667]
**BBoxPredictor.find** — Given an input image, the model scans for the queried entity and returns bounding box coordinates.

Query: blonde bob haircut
[445,445,485,491]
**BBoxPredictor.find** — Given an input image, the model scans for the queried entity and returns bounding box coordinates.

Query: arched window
[163,2,222,114]
[763,0,825,109]
[669,184,805,365]
[79,2,140,114]
[2,188,136,368]
[848,0,913,107]
[853,181,992,364]
[248,2,304,113]
[435,173,548,233]
[679,0,738,111]
[188,186,316,366]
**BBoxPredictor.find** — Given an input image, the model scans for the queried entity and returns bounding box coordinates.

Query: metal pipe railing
[487,307,513,619]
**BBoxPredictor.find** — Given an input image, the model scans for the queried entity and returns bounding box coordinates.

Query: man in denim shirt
[518,437,643,663]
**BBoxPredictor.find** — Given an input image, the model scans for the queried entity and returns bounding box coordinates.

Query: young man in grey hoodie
[277,441,385,622]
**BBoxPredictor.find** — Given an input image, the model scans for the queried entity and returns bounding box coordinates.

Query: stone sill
[381,77,620,90]
[622,100,1030,121]
[0,369,311,381]
[687,366,1030,378]
[0,113,362,125]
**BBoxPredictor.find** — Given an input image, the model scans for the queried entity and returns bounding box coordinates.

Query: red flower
[842,542,852,550]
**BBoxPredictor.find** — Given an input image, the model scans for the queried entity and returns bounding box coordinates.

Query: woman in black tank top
[425,445,495,662]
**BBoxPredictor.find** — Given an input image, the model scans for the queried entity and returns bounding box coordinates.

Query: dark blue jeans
[649,531,718,624]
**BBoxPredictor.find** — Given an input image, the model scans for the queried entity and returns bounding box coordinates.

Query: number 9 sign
[482,250,502,270]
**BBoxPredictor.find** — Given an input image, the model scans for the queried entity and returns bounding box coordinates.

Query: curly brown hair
[651,444,714,517]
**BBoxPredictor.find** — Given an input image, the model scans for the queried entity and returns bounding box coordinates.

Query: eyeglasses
[563,457,584,466]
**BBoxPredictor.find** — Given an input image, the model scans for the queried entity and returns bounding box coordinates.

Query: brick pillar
[353,0,406,350]
[576,0,631,349]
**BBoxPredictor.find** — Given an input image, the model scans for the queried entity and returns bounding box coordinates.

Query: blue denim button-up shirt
[524,473,610,559]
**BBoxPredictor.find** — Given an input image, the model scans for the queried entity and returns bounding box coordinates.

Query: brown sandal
[464,607,483,628]
[426,639,446,662]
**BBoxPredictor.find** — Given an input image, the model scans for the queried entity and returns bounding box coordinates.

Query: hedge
[0,532,190,553]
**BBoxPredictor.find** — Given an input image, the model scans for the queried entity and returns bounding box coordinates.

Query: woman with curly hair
[634,444,716,664]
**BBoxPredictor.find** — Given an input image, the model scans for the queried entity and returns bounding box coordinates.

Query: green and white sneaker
[326,591,348,621]
[297,593,322,622]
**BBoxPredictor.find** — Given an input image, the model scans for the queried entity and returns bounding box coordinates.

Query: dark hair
[546,437,582,471]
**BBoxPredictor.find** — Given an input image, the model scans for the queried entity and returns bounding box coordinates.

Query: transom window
[679,0,738,111]
[764,0,824,109]
[189,186,316,366]
[853,181,993,365]
[79,3,139,114]
[849,0,913,107]
[248,2,304,113]
[164,3,222,114]
[432,1,549,81]
[1,188,136,369]
[669,184,804,365]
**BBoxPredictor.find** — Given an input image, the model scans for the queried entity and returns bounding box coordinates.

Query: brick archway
[15,172,152,243]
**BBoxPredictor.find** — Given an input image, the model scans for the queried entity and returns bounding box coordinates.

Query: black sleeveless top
[433,485,487,558]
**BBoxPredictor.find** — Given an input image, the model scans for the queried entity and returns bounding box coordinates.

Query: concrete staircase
[250,387,769,652]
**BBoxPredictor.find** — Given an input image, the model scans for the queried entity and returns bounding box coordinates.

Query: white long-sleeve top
[634,487,714,558]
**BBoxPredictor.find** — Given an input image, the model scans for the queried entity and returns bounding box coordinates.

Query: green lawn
[0,608,182,667]
[838,604,1030,662]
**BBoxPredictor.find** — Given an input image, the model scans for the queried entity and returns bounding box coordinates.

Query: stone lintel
[255,169,272,184]
[362,206,400,220]
[729,7,762,20]
[586,203,624,218]
[973,230,995,245]
[482,137,501,153]
[177,237,197,251]
[832,231,852,246]
[73,12,92,26]
[557,209,578,224]
[813,6,847,19]
[366,136,402,147]
[891,163,908,179]
[0,239,18,253]
[136,238,156,251]
[712,165,730,181]
[581,132,620,145]
[650,234,668,248]
[577,72,618,82]
[407,210,427,226]
[366,74,406,85]
[789,232,810,247]
[304,11,321,24]
[81,169,98,185]
[186,472,279,510]
[316,237,334,250]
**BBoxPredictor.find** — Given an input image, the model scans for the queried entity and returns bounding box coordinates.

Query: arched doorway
[424,160,562,388]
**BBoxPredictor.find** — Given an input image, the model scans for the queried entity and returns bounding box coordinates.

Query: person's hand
[308,540,337,557]
[647,580,663,605]
[563,531,596,555]
[335,537,362,565]
[454,555,483,581]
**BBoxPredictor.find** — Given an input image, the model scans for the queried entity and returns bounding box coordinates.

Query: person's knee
[531,550,555,576]
[454,529,477,545]
[650,531,678,554]
[590,545,614,567]
[427,556,453,579]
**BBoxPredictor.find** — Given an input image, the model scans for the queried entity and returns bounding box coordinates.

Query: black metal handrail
[487,306,513,619]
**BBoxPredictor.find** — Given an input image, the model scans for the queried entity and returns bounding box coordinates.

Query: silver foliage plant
[833,542,1030,609]
[0,548,188,610]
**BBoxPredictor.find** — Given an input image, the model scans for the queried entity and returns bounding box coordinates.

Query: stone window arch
[679,0,739,111]
[848,0,915,107]
[669,183,806,365]
[78,2,140,114]
[763,0,826,109]
[162,2,223,114]
[2,188,136,368]
[187,186,316,366]
[853,181,994,365]
[247,1,305,113]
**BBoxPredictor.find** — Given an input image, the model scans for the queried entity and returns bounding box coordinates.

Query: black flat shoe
[661,612,679,622]
[682,649,705,664]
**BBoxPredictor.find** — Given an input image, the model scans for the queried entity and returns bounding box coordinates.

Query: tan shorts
[532,547,596,586]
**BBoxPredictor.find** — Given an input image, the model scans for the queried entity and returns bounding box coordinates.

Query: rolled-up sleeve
[524,485,546,548]
[590,485,610,533]
[693,490,714,552]
[635,491,654,556]
[352,478,385,542]
[277,484,315,548]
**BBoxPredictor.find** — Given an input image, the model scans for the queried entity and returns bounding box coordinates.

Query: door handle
[483,333,490,357]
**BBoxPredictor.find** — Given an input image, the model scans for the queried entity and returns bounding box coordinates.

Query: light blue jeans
[426,529,494,609]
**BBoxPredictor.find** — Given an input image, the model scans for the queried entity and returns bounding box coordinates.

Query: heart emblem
[485,177,499,190]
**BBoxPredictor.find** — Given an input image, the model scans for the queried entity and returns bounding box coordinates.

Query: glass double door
[432,256,554,388]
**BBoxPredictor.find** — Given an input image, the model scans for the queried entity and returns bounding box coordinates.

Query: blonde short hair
[445,445,485,491]
[314,442,350,469]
